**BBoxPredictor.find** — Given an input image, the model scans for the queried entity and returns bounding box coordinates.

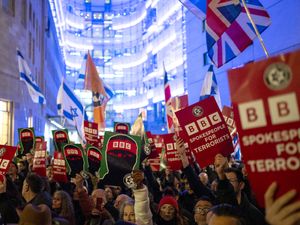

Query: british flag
[206,0,241,50]
[207,0,271,67]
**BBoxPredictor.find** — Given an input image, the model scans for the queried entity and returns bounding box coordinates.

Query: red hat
[158,195,179,212]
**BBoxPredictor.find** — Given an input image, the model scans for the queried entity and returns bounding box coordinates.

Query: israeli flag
[17,50,46,104]
[199,65,222,109]
[57,80,86,141]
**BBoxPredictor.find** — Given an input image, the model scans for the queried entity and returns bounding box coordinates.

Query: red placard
[84,121,101,148]
[52,151,68,183]
[148,134,164,171]
[0,145,17,181]
[32,142,47,177]
[163,133,182,171]
[228,50,300,207]
[222,106,236,135]
[175,96,233,167]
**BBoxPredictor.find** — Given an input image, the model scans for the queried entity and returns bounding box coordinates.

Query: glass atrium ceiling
[49,0,187,126]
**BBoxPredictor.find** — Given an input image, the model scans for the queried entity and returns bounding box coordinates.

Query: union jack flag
[206,0,241,50]
[207,0,271,67]
[164,65,174,133]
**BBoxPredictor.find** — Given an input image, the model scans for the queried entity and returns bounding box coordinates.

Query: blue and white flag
[17,50,46,104]
[199,65,222,109]
[57,80,86,141]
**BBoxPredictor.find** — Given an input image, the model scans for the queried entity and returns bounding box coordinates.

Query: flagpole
[241,0,269,58]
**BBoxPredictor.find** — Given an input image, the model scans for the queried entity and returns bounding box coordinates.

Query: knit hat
[19,204,52,225]
[158,195,179,212]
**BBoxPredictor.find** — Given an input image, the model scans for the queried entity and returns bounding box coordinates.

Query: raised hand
[214,154,229,180]
[265,182,300,225]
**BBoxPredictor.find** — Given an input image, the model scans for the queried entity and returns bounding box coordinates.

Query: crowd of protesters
[0,136,300,225]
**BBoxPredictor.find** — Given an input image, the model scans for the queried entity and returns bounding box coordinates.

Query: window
[0,100,12,145]
[2,0,15,16]
[21,0,27,26]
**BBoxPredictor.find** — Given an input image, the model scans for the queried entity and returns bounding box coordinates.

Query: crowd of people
[0,136,300,225]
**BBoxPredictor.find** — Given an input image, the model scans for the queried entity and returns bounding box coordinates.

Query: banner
[84,121,101,148]
[99,131,141,188]
[222,106,236,135]
[0,145,18,181]
[52,129,70,152]
[148,134,164,171]
[86,145,102,176]
[32,142,47,177]
[228,50,300,206]
[175,96,233,167]
[52,151,68,183]
[114,122,130,134]
[62,144,88,178]
[163,133,182,171]
[18,128,35,155]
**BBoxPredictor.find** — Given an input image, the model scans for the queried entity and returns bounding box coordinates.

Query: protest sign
[52,129,70,152]
[52,151,68,183]
[18,128,35,155]
[32,142,47,177]
[99,131,141,188]
[0,145,17,181]
[175,96,233,167]
[228,50,300,206]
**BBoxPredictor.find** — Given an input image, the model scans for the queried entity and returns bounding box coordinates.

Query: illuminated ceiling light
[152,33,176,54]
[65,39,94,50]
[112,54,148,70]
[66,18,84,29]
[157,2,182,26]
[112,9,147,30]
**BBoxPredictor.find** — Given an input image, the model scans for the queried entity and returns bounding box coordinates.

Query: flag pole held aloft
[241,0,269,58]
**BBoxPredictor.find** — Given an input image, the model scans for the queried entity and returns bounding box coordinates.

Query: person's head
[181,177,193,194]
[52,190,74,213]
[194,196,214,225]
[199,172,209,186]
[114,194,133,210]
[206,204,246,225]
[22,173,44,202]
[158,195,178,221]
[210,179,218,193]
[105,186,114,202]
[17,160,27,173]
[8,161,18,175]
[19,204,52,225]
[224,168,245,195]
[120,200,135,223]
[46,165,53,180]
[91,189,107,210]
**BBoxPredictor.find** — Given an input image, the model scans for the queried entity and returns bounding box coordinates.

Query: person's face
[114,194,126,209]
[92,189,106,208]
[22,180,29,201]
[17,162,25,172]
[105,187,113,201]
[182,179,193,194]
[207,214,240,225]
[8,163,18,175]
[123,205,135,223]
[225,172,242,194]
[159,204,176,221]
[52,192,62,209]
[194,200,213,224]
[199,173,209,185]
[46,166,53,179]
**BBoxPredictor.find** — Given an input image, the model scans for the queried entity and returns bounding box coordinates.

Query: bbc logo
[238,92,299,130]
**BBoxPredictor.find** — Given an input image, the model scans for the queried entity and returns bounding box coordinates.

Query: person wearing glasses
[193,196,213,225]
[214,154,266,225]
